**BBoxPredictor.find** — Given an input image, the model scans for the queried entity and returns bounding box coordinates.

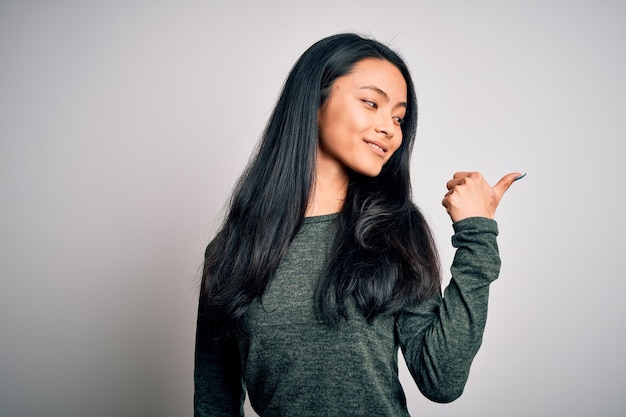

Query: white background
[1,1,624,416]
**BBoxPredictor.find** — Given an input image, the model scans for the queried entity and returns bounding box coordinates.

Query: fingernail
[514,173,527,181]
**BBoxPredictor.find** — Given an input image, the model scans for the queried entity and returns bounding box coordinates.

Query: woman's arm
[397,172,520,401]
[194,294,245,417]
[397,216,500,402]
[195,236,246,417]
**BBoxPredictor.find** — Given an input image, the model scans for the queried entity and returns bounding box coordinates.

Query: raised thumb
[493,172,524,199]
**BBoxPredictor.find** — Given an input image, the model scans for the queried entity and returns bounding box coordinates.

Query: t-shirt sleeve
[396,217,501,403]
[194,242,245,417]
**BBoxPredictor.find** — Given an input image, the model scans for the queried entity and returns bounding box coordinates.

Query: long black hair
[201,33,441,338]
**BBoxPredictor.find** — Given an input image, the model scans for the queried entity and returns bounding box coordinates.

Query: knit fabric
[195,215,501,416]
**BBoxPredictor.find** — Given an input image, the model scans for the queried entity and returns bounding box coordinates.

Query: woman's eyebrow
[359,85,407,107]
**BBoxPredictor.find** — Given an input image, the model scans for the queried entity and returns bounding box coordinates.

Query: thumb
[492,172,523,200]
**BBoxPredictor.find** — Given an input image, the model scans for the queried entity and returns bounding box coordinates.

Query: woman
[195,33,520,416]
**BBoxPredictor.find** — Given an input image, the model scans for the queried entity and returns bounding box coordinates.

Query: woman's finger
[452,171,472,179]
[492,172,523,200]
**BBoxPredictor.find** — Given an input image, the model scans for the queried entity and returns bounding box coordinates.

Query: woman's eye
[362,100,377,109]
[394,117,405,126]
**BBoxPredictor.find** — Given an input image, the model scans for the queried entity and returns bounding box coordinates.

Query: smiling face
[317,58,408,178]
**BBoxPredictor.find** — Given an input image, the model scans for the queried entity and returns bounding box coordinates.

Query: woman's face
[317,58,407,177]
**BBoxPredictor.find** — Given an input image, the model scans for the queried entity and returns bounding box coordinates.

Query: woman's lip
[364,139,387,156]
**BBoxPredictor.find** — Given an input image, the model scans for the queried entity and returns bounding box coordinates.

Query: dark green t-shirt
[195,215,501,416]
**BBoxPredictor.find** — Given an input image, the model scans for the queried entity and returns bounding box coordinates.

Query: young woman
[195,33,520,417]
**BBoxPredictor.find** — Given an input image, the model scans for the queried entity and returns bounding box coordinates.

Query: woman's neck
[305,153,348,217]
